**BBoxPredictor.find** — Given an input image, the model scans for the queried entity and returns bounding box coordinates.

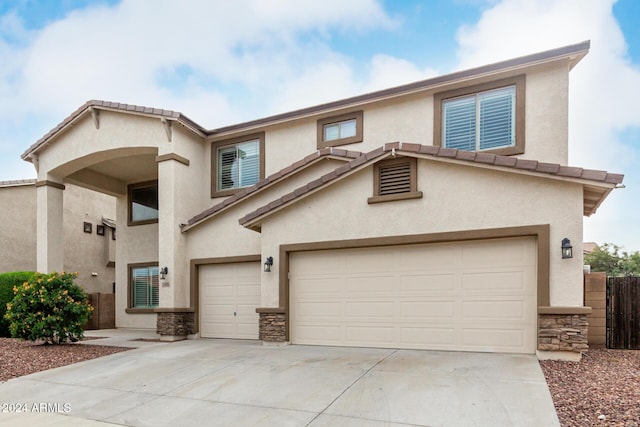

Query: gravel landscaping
[0,337,130,383]
[1,337,638,426]
[540,348,640,426]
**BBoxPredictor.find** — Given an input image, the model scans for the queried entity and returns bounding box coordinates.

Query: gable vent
[379,161,412,195]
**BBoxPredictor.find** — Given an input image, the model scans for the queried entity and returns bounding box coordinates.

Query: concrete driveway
[0,334,559,426]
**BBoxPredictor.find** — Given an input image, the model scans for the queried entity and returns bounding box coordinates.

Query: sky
[0,0,639,250]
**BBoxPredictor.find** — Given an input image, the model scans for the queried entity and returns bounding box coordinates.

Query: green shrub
[4,272,93,344]
[0,271,36,337]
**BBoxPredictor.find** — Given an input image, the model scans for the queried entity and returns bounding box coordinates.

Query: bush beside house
[4,272,93,344]
[0,271,36,336]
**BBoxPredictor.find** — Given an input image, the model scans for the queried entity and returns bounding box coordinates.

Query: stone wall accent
[259,312,286,342]
[538,312,589,352]
[156,311,195,337]
[584,272,606,347]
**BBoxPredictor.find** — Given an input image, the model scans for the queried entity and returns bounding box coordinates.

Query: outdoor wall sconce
[160,266,169,279]
[264,257,274,272]
[561,238,573,259]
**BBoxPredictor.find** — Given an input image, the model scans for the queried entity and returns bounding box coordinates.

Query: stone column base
[538,306,591,353]
[155,309,195,339]
[257,309,286,343]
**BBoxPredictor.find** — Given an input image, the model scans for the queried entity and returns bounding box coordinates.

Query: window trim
[127,180,159,226]
[126,262,159,314]
[433,75,525,156]
[211,132,265,198]
[317,111,363,149]
[367,157,423,204]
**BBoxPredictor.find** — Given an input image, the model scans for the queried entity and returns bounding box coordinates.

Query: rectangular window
[443,86,515,151]
[434,75,525,156]
[128,181,158,226]
[317,111,363,148]
[211,132,265,198]
[127,264,159,312]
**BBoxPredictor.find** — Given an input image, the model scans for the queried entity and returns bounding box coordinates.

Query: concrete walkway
[0,332,559,426]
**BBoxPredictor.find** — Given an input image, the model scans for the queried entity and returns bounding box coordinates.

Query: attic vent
[368,157,422,204]
[379,161,412,195]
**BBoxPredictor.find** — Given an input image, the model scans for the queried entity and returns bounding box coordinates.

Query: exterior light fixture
[561,238,573,259]
[160,266,169,279]
[264,257,274,272]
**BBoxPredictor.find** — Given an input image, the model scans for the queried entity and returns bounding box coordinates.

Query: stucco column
[35,180,65,273]
[156,154,193,339]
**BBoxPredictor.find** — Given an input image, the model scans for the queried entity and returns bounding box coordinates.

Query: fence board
[607,277,640,349]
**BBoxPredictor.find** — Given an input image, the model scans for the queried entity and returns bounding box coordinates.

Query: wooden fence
[606,277,640,349]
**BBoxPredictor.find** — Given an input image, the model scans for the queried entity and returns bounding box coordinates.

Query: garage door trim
[190,254,261,335]
[273,225,549,342]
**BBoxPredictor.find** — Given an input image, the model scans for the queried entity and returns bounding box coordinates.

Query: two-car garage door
[289,237,537,354]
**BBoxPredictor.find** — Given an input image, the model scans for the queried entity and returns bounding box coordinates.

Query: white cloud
[453,0,640,250]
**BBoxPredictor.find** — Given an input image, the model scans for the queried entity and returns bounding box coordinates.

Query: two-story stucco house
[20,41,623,359]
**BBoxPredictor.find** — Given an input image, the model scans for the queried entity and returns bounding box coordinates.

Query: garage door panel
[346,276,396,294]
[346,302,395,317]
[294,278,344,294]
[401,274,460,293]
[200,262,260,339]
[400,301,457,319]
[401,327,459,347]
[400,244,462,269]
[462,300,527,320]
[290,237,536,353]
[295,301,342,317]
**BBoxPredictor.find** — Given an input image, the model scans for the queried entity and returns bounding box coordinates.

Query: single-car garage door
[200,262,260,339]
[290,237,537,353]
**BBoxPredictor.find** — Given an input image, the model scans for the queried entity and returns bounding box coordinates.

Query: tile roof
[0,179,36,187]
[21,100,207,160]
[181,147,363,231]
[21,41,590,160]
[239,142,624,229]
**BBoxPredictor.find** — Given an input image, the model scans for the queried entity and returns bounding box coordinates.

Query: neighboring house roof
[239,142,624,231]
[583,242,599,254]
[0,179,36,188]
[182,147,363,232]
[21,41,590,161]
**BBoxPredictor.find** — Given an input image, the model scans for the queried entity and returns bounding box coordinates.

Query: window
[211,132,265,198]
[434,75,525,156]
[128,181,158,226]
[127,264,159,312]
[317,111,363,148]
[367,157,422,204]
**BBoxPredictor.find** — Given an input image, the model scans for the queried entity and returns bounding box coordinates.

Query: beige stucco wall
[62,184,116,293]
[0,184,37,272]
[258,159,584,308]
[217,60,570,178]
[187,158,347,263]
[0,182,116,293]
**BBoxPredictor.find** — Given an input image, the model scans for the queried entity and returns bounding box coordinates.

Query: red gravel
[0,337,130,383]
[540,348,640,426]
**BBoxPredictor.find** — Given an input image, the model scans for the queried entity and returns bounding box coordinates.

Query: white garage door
[200,262,260,339]
[290,237,537,353]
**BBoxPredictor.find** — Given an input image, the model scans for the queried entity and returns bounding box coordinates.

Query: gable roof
[21,100,207,161]
[181,147,363,232]
[21,41,590,161]
[239,142,624,231]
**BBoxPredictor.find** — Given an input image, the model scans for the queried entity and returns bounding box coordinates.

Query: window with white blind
[128,264,159,312]
[211,132,265,197]
[434,75,525,156]
[443,86,515,151]
[317,111,363,149]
